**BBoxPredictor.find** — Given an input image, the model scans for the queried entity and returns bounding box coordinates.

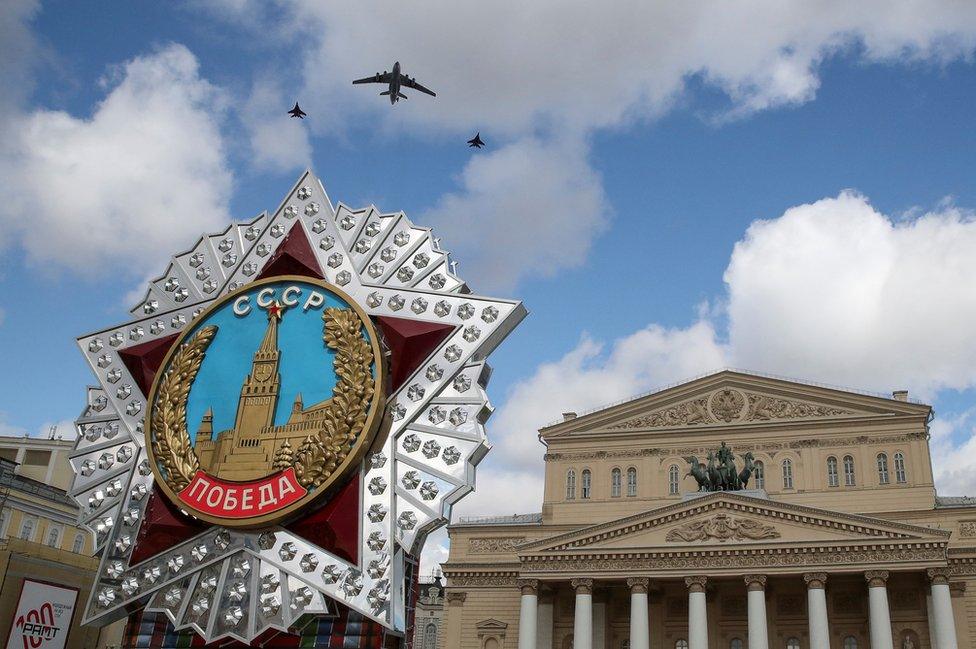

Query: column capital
[571,577,594,594]
[743,574,767,591]
[446,590,467,605]
[516,578,539,595]
[804,572,828,589]
[627,577,650,594]
[927,568,951,586]
[865,570,890,587]
[685,575,707,593]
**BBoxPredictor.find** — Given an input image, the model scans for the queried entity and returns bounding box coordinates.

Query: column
[444,591,467,649]
[866,571,894,649]
[928,569,959,649]
[517,579,539,649]
[744,575,769,649]
[628,578,650,649]
[686,576,708,649]
[804,573,830,649]
[573,578,594,649]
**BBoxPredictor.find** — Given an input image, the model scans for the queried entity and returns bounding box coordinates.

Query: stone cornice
[545,431,928,463]
[516,543,946,577]
[518,492,949,553]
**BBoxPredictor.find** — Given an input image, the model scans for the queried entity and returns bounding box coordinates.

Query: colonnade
[515,569,958,649]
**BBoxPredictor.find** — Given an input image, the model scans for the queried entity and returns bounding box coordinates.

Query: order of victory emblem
[147,277,386,526]
[69,171,525,645]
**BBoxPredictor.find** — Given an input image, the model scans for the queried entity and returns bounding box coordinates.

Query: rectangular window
[627,469,637,497]
[23,450,50,466]
[0,448,17,463]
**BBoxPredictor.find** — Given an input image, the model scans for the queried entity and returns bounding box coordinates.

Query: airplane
[288,103,307,119]
[352,61,436,104]
[467,132,485,148]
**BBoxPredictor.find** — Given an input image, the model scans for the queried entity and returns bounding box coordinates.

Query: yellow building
[442,370,976,649]
[0,434,123,648]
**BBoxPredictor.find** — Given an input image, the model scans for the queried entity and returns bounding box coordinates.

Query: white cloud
[0,44,233,277]
[240,76,312,172]
[726,191,976,399]
[0,0,41,120]
[250,2,976,136]
[422,138,608,292]
[0,414,76,440]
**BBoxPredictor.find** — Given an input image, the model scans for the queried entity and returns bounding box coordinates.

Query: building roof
[936,496,976,508]
[0,458,75,507]
[453,513,543,527]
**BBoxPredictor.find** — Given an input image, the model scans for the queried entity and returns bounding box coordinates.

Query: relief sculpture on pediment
[610,388,857,429]
[665,513,781,542]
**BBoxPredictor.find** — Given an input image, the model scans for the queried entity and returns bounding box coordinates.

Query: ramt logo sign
[6,581,77,649]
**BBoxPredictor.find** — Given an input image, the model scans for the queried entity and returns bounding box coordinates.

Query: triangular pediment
[519,492,948,555]
[542,370,930,436]
[475,619,508,630]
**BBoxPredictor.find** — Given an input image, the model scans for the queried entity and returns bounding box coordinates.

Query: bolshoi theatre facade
[441,370,976,649]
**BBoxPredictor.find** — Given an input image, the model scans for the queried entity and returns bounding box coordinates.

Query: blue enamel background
[183,280,359,445]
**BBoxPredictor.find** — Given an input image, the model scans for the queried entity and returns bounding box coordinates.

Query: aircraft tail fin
[380,90,391,96]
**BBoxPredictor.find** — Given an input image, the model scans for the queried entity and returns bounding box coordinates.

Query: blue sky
[5,2,976,567]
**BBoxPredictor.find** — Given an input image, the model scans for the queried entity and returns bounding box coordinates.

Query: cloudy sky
[3,1,976,572]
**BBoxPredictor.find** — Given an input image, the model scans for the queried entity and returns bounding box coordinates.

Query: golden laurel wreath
[151,307,376,492]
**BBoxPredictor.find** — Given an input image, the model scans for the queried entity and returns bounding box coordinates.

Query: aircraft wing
[352,72,392,85]
[400,76,436,97]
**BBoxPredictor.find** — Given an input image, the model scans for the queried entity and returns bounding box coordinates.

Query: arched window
[676,640,689,649]
[877,453,890,484]
[581,469,592,499]
[894,452,907,483]
[730,639,744,649]
[843,455,856,486]
[827,456,839,487]
[786,638,800,649]
[72,533,85,554]
[668,464,680,495]
[423,623,437,649]
[754,461,765,490]
[843,637,858,649]
[782,459,794,489]
[611,468,622,498]
[19,517,34,541]
[627,467,637,497]
[566,469,577,500]
[46,526,60,548]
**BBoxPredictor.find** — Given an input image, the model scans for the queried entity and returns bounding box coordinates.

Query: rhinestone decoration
[442,446,462,465]
[327,252,343,268]
[428,406,446,425]
[299,553,319,573]
[410,297,427,313]
[422,439,441,458]
[321,564,342,583]
[397,511,418,530]
[226,581,246,602]
[401,434,421,452]
[397,266,414,282]
[457,303,475,319]
[223,606,243,626]
[367,263,384,278]
[163,586,182,607]
[297,186,312,200]
[245,225,261,240]
[278,542,297,561]
[191,544,208,563]
[412,253,430,268]
[305,202,320,216]
[428,273,446,290]
[381,247,397,262]
[191,597,210,616]
[319,235,335,250]
[339,215,356,230]
[258,532,276,550]
[335,270,351,285]
[97,588,116,608]
[261,573,280,593]
[284,205,298,218]
[270,224,286,237]
[367,555,389,579]
[393,231,410,246]
[420,482,439,500]
[425,364,444,381]
[368,476,388,495]
[366,291,382,307]
[444,345,463,362]
[463,325,482,342]
[407,384,425,401]
[401,471,420,489]
[260,595,280,616]
[449,407,468,426]
[391,402,406,421]
[341,571,363,597]
[434,300,451,317]
[354,239,371,253]
[291,586,313,608]
[311,218,327,233]
[214,531,231,550]
[365,222,381,236]
[388,295,404,311]
[369,452,387,469]
[367,532,386,552]
[367,503,387,522]
[453,374,472,392]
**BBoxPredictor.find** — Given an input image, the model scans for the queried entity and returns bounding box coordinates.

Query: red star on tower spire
[265,300,287,321]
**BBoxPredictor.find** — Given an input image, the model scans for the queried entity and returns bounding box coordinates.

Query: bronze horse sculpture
[683,446,756,492]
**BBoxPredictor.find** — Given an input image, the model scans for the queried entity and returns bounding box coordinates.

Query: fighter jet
[288,103,307,119]
[467,132,485,148]
[352,61,436,104]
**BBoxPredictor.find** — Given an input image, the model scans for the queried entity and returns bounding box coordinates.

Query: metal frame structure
[68,171,525,643]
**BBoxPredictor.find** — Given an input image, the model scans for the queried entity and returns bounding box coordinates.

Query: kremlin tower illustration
[193,302,335,481]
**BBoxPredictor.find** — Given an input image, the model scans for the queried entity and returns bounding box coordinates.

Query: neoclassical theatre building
[441,370,976,649]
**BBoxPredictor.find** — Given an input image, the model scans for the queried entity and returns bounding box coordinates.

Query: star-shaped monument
[69,171,525,643]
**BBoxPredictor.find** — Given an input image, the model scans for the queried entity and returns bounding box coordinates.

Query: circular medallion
[708,388,746,423]
[145,276,386,527]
